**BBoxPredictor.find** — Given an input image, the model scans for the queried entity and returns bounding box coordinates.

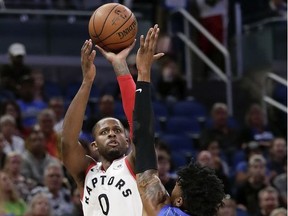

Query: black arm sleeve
[133,81,157,174]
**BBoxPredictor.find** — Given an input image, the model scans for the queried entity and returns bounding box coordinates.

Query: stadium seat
[48,19,89,56]
[44,81,63,99]
[65,81,81,100]
[170,100,208,118]
[171,151,188,168]
[114,101,125,119]
[152,101,169,120]
[100,81,119,98]
[205,116,240,129]
[164,116,201,135]
[159,134,194,152]
[65,81,99,101]
[0,18,48,55]
[171,150,198,169]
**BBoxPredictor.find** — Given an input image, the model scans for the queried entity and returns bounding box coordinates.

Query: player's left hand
[136,24,164,77]
[81,39,96,83]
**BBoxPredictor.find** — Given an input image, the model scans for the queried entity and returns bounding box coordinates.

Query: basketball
[88,3,138,53]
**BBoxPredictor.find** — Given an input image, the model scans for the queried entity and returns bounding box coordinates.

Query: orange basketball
[88,3,138,53]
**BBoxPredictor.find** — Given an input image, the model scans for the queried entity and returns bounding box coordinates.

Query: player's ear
[124,129,130,147]
[175,197,183,208]
[90,141,98,150]
[126,137,130,146]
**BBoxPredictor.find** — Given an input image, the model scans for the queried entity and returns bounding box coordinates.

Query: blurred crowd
[0,0,287,216]
[0,38,287,216]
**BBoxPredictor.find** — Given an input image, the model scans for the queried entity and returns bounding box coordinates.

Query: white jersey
[81,156,143,216]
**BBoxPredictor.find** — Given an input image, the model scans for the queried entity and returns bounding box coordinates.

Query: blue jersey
[158,205,190,216]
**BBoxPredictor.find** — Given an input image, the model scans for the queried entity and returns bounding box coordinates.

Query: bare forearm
[112,60,130,76]
[137,69,151,83]
[137,170,168,215]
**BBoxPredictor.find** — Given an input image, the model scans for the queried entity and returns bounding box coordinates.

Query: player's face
[94,118,129,162]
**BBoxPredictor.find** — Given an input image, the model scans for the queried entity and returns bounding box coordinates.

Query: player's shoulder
[158,205,191,216]
[85,161,100,174]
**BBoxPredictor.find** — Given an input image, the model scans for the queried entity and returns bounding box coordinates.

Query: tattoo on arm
[137,170,168,205]
[113,62,130,76]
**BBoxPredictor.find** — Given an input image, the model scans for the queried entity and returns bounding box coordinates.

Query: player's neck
[100,160,112,171]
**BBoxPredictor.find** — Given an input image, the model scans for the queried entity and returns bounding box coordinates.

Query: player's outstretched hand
[136,24,164,81]
[81,39,96,83]
[95,40,136,66]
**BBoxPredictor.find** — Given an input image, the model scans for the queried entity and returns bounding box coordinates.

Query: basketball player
[133,34,226,216]
[61,25,163,216]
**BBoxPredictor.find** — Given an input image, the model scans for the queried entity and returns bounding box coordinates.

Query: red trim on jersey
[117,74,136,140]
[85,162,97,175]
[125,157,136,180]
[81,162,97,201]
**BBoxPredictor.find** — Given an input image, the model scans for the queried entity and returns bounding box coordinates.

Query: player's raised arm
[61,40,96,190]
[133,24,168,216]
[96,41,138,175]
[96,41,136,142]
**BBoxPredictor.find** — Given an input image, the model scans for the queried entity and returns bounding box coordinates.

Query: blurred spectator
[31,69,47,103]
[3,152,34,201]
[200,102,240,164]
[0,114,25,154]
[257,186,280,216]
[24,192,53,216]
[202,138,229,176]
[82,94,117,142]
[0,132,7,170]
[217,197,249,216]
[48,97,65,134]
[68,187,84,216]
[127,53,138,82]
[97,94,115,119]
[267,137,287,179]
[234,141,267,186]
[0,171,27,215]
[28,162,73,216]
[270,208,287,216]
[197,150,231,194]
[156,55,187,101]
[269,0,287,17]
[217,197,237,216]
[0,43,32,97]
[194,0,228,81]
[36,109,61,159]
[156,33,174,57]
[235,154,269,215]
[239,104,274,148]
[0,87,15,103]
[272,160,287,207]
[155,140,177,195]
[16,75,47,130]
[0,99,27,138]
[21,129,58,185]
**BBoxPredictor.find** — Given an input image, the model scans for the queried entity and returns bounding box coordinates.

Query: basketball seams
[94,3,119,38]
[90,4,119,47]
[97,10,133,44]
[103,33,136,52]
[105,33,136,47]
[88,3,137,52]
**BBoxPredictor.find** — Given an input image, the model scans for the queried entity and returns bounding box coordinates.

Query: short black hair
[177,160,225,216]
